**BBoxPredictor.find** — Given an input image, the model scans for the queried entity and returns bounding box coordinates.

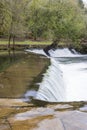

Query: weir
[26,48,87,103]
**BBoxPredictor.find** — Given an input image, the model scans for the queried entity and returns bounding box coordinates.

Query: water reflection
[0,51,49,98]
[0,50,24,72]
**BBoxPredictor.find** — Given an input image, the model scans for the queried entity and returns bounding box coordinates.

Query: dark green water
[0,51,49,98]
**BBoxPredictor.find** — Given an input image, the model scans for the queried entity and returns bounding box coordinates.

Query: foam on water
[26,48,87,58]
[26,48,87,102]
[60,62,87,101]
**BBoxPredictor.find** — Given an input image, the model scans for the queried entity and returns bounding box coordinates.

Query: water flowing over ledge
[25,48,87,103]
[35,58,66,102]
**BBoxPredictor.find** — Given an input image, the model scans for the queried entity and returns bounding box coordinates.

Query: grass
[0,40,51,45]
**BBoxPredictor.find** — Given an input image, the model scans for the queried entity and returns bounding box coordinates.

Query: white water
[60,62,87,101]
[35,58,66,102]
[26,48,87,102]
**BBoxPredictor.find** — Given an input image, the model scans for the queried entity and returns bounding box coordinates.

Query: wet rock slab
[0,99,87,130]
[79,105,87,112]
[49,104,73,111]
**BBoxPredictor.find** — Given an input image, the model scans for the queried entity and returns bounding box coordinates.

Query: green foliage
[0,0,87,45]
[0,0,11,36]
[48,0,86,42]
[26,0,86,43]
[26,0,51,40]
[8,0,28,37]
[0,0,31,38]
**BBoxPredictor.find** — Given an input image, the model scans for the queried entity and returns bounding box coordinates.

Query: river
[0,49,87,103]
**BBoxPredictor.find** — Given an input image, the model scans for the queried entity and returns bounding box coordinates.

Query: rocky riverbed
[0,99,87,130]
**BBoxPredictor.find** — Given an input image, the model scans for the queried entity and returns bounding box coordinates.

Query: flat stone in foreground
[33,110,87,130]
[0,99,87,130]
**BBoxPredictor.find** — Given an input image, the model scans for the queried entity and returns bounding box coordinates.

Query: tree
[48,0,86,44]
[7,0,25,49]
[0,0,86,48]
[0,0,10,37]
[26,0,51,40]
[78,0,84,8]
[26,0,86,44]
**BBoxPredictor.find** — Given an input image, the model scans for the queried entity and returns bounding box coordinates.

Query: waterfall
[35,58,66,102]
[25,48,87,102]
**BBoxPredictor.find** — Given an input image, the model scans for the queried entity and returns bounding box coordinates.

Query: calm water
[0,51,49,99]
[0,49,87,102]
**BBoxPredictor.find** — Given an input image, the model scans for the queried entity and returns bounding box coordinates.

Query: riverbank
[0,44,48,50]
[0,40,51,52]
[0,39,87,54]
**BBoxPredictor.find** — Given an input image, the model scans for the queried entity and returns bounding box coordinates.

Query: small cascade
[25,48,87,103]
[35,58,66,102]
[48,48,78,57]
[26,48,83,58]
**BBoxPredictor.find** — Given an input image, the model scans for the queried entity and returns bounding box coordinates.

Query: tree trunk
[13,35,15,50]
[8,34,11,50]
[12,35,16,60]
[43,39,59,56]
[34,35,37,41]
